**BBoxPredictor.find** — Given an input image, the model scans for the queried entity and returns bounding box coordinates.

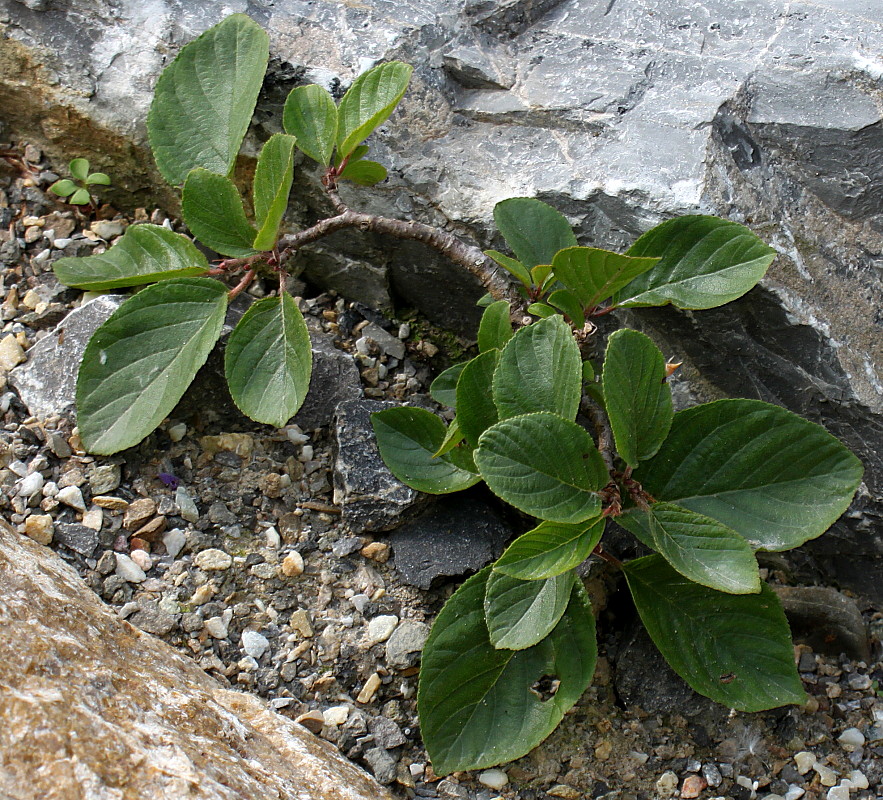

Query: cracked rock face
[2,0,882,597]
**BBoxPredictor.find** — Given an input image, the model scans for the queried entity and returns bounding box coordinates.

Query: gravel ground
[1,144,882,800]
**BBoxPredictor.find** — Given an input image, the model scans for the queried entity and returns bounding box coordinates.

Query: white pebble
[847,771,868,790]
[130,549,152,571]
[162,528,186,559]
[478,769,508,790]
[409,763,424,778]
[826,786,849,800]
[794,752,816,774]
[167,422,187,442]
[814,764,838,787]
[115,553,146,583]
[655,771,678,796]
[299,444,314,462]
[286,427,310,445]
[366,614,398,645]
[56,485,86,511]
[350,593,370,614]
[837,727,865,749]
[194,548,232,571]
[175,486,199,523]
[264,526,281,549]
[205,616,229,639]
[18,472,44,497]
[42,481,58,498]
[81,507,103,531]
[241,629,270,659]
[784,786,805,800]
[322,705,349,727]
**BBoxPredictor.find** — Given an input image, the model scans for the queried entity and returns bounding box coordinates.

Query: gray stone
[129,601,177,636]
[363,747,398,785]
[8,295,124,420]
[388,496,513,589]
[369,717,407,750]
[774,586,870,661]
[241,629,271,659]
[384,620,430,670]
[294,319,363,430]
[0,518,395,800]
[54,523,99,556]
[361,323,405,361]
[333,400,426,534]
[89,464,121,495]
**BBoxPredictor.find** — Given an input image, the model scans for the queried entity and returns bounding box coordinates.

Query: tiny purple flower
[158,471,181,489]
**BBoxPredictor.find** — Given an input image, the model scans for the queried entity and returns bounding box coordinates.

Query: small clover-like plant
[372,199,864,774]
[49,157,111,206]
[50,14,863,779]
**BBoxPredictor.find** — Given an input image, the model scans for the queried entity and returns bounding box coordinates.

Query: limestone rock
[0,518,393,800]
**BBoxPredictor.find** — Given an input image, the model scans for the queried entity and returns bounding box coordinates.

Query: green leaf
[547,289,584,326]
[551,246,660,309]
[601,329,673,467]
[634,399,864,551]
[493,198,577,269]
[371,406,480,494]
[527,303,557,319]
[485,569,575,650]
[339,159,388,186]
[76,278,228,455]
[419,568,596,774]
[49,179,77,198]
[477,300,513,353]
[582,361,595,381]
[485,249,532,288]
[429,362,466,408]
[612,216,776,310]
[147,14,269,185]
[432,416,465,458]
[531,264,554,290]
[495,519,605,580]
[54,224,208,290]
[336,62,413,158]
[619,503,760,594]
[457,350,500,448]
[85,172,111,186]
[69,158,89,181]
[623,555,805,711]
[252,134,297,250]
[70,188,91,205]
[493,316,582,421]
[224,294,312,427]
[476,412,608,523]
[334,144,369,168]
[182,168,257,257]
[282,84,338,165]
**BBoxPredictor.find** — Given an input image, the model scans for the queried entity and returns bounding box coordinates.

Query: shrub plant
[51,13,863,776]
[49,157,111,207]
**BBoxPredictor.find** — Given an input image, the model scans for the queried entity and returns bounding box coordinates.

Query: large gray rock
[0,517,393,800]
[2,0,882,596]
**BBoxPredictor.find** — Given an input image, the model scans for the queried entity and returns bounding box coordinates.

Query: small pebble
[361,541,390,562]
[92,495,128,510]
[194,548,232,571]
[784,787,805,800]
[826,786,849,800]
[114,553,146,583]
[656,771,679,797]
[366,614,399,645]
[323,705,349,727]
[681,775,706,798]
[81,507,103,531]
[0,335,26,372]
[357,672,382,704]
[175,487,199,522]
[290,609,313,637]
[264,526,281,549]
[794,752,816,774]
[814,764,837,787]
[296,710,325,733]
[478,770,508,790]
[56,485,86,512]
[241,629,270,659]
[18,471,44,497]
[167,422,187,442]
[189,583,216,605]
[847,770,868,790]
[162,528,186,559]
[130,549,152,571]
[281,550,304,577]
[24,514,53,545]
[837,728,865,750]
[702,763,722,788]
[204,616,229,639]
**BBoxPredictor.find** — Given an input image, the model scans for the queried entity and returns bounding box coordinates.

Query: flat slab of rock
[0,518,393,800]
[387,495,513,589]
[333,399,426,533]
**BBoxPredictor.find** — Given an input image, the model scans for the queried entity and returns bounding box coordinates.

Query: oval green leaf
[54,224,209,291]
[371,406,480,494]
[612,216,776,310]
[337,61,413,158]
[182,168,257,257]
[283,84,338,165]
[252,134,297,250]
[85,172,111,186]
[634,399,863,551]
[602,329,673,467]
[495,519,605,580]
[50,179,77,198]
[493,198,577,269]
[493,315,582,421]
[477,300,513,353]
[551,246,660,309]
[457,350,500,448]
[619,503,760,594]
[475,412,608,523]
[547,288,584,326]
[429,362,466,408]
[485,569,576,650]
[339,159,388,186]
[623,554,805,711]
[76,278,228,455]
[224,294,312,427]
[419,567,596,775]
[69,158,89,181]
[527,302,557,319]
[485,249,532,288]
[70,188,91,205]
[147,14,269,185]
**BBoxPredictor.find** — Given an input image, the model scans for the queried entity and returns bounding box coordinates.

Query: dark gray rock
[387,495,513,589]
[9,295,124,420]
[775,586,870,661]
[369,717,407,750]
[363,747,398,785]
[54,523,99,557]
[333,400,426,534]
[294,319,363,430]
[129,601,178,636]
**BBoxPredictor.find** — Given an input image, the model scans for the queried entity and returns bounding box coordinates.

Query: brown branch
[277,202,519,305]
[228,269,256,300]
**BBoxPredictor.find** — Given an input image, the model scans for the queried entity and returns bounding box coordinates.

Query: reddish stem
[228,269,256,300]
